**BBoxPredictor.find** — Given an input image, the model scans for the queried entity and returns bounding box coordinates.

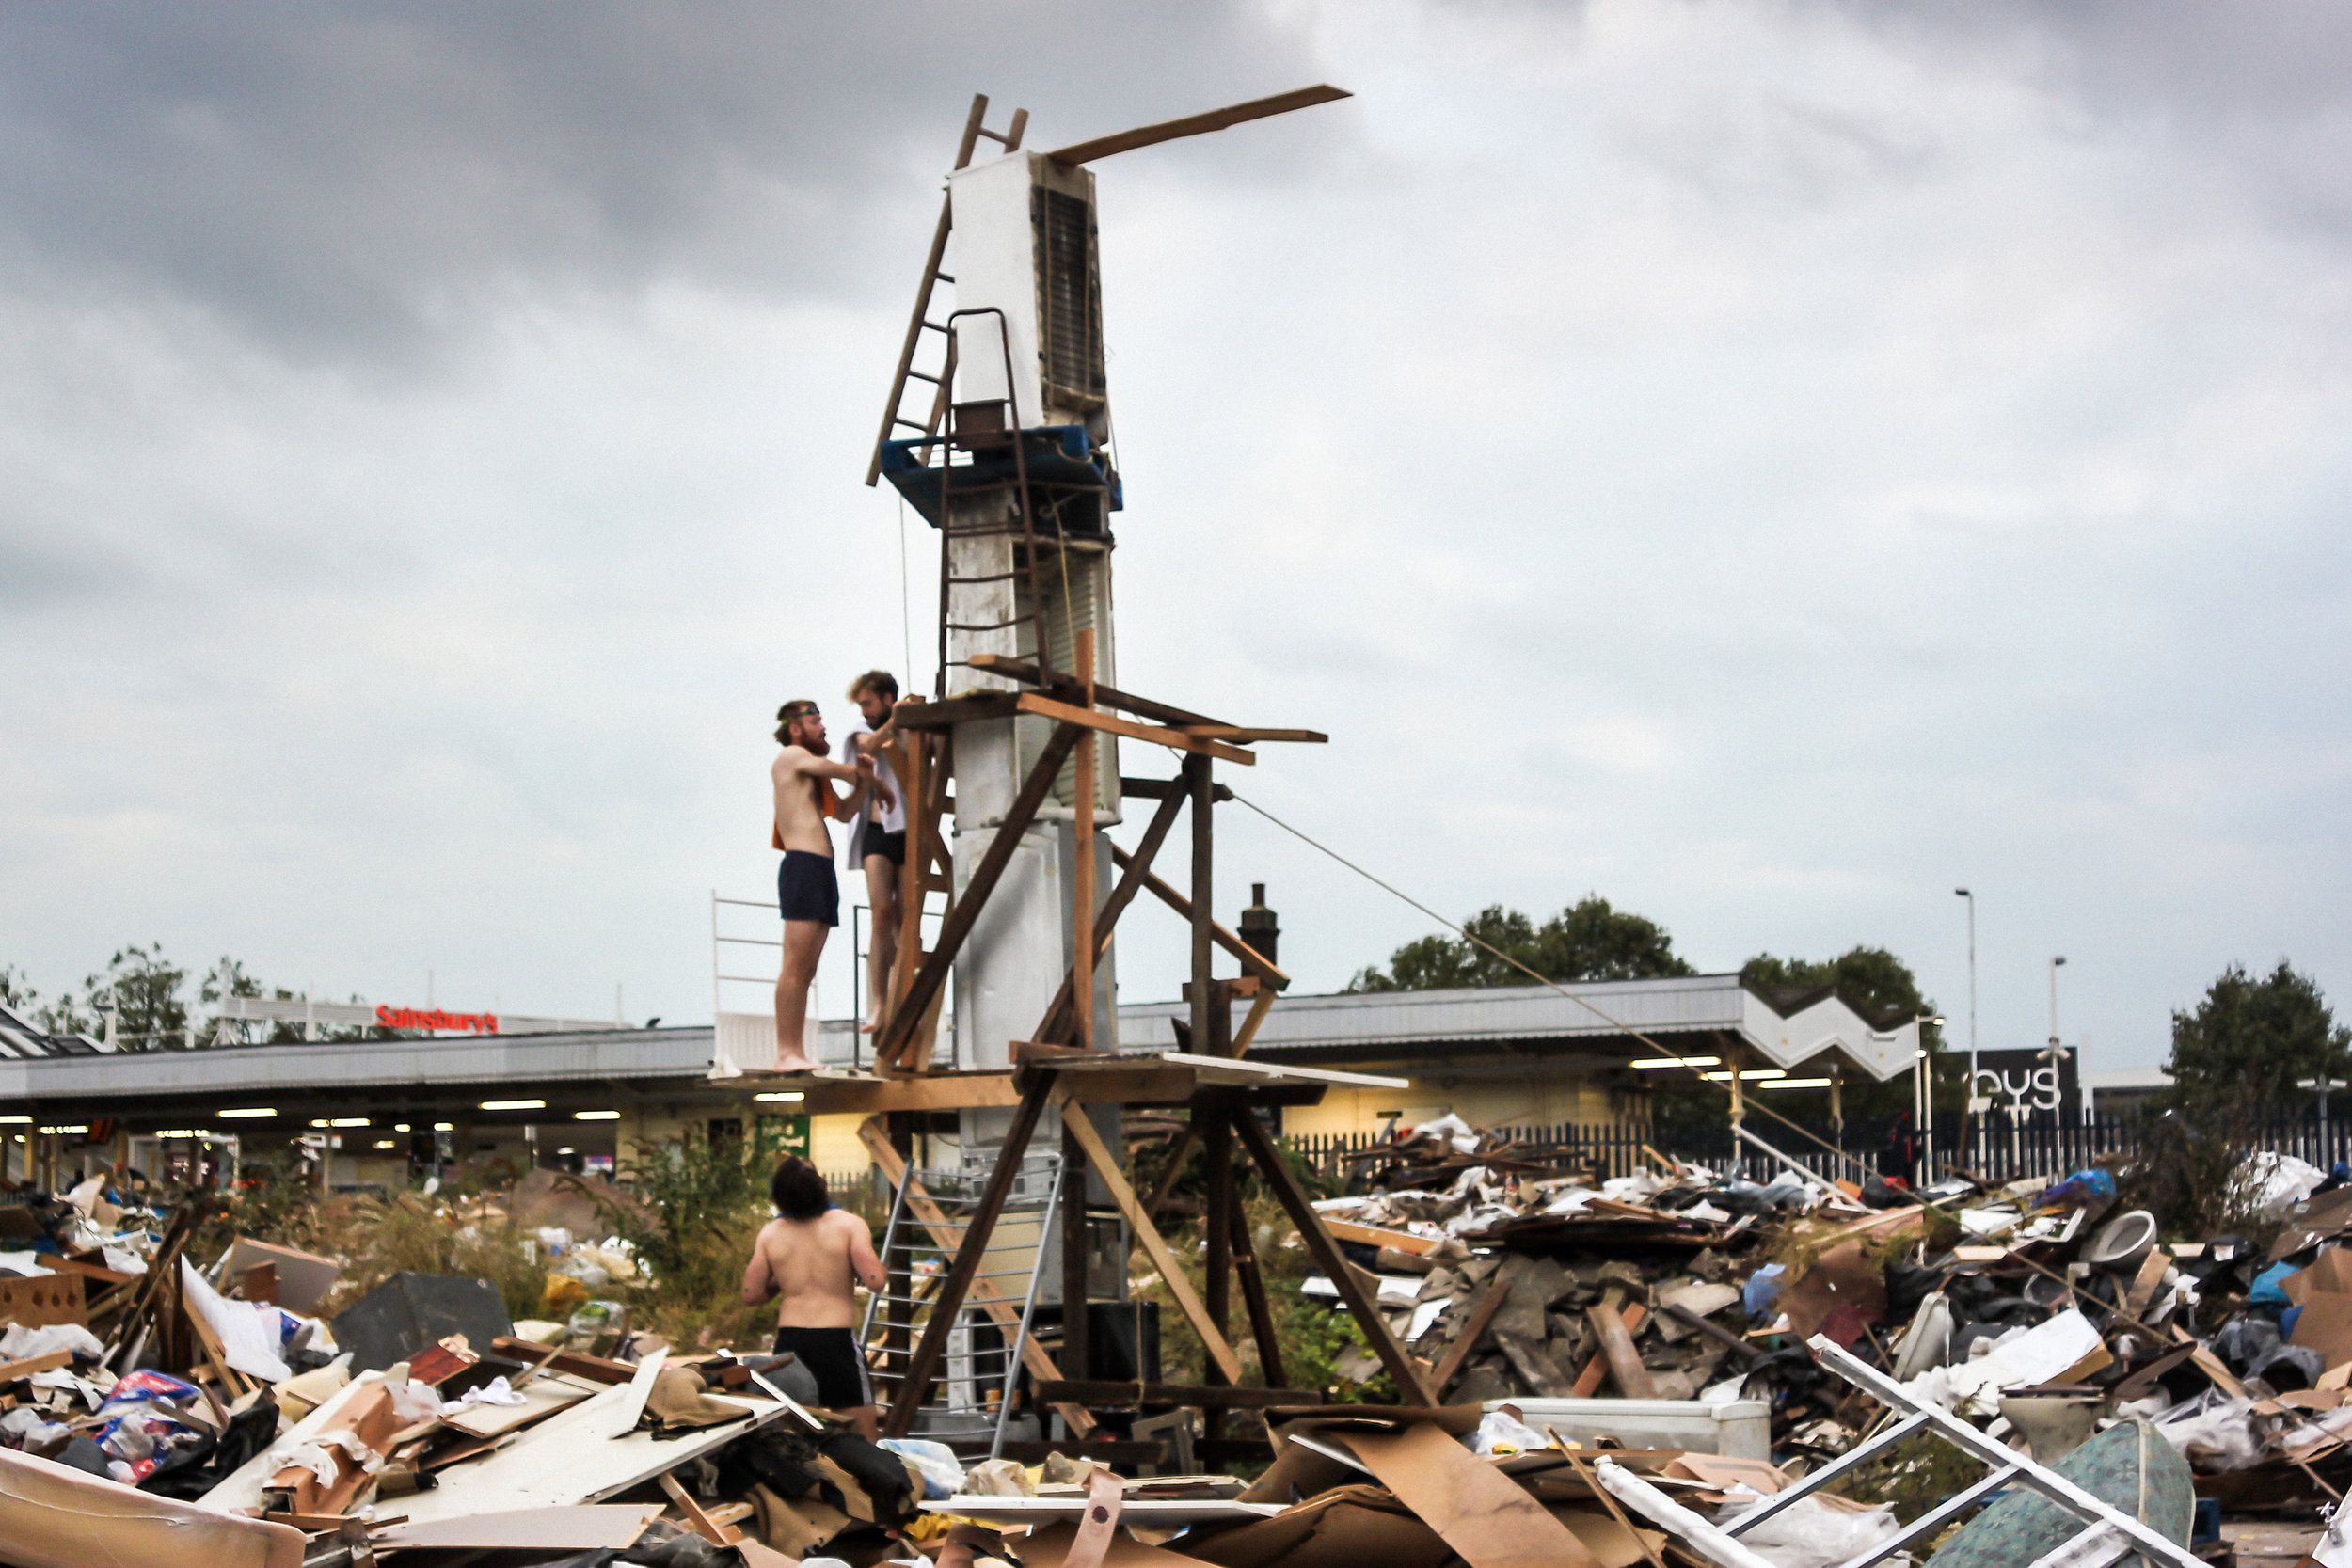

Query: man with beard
[770,699,891,1072]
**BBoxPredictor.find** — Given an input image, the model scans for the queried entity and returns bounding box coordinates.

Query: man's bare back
[742,1208,885,1328]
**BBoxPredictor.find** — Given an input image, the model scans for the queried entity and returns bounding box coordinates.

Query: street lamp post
[1955,888,1978,1164]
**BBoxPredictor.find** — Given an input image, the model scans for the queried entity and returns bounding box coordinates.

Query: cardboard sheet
[2284,1249,2352,1307]
[1022,1520,1242,1568]
[1343,1422,1606,1568]
[217,1237,342,1315]
[1780,1242,1887,1340]
[1179,1485,1445,1568]
[1,1446,304,1568]
[2291,1292,2352,1370]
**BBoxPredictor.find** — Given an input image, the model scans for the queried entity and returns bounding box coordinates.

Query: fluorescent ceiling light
[754,1091,804,1103]
[0,1116,29,1125]
[481,1099,546,1111]
[574,1110,621,1121]
[216,1108,276,1119]
[434,1122,453,1132]
[327,1117,370,1128]
[373,1139,397,1149]
[152,1128,211,1138]
[1629,1055,1720,1069]
[1759,1077,1835,1089]
[41,1124,89,1135]
[1700,1069,1788,1082]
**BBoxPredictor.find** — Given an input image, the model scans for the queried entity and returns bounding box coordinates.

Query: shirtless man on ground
[771,699,891,1072]
[741,1155,887,1435]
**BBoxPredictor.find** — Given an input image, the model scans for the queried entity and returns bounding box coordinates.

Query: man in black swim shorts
[742,1156,887,1434]
[770,700,888,1071]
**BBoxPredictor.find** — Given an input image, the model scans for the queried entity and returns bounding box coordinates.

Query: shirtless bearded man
[741,1155,888,1435]
[771,699,891,1072]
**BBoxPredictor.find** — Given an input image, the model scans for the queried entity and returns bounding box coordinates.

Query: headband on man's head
[776,700,820,729]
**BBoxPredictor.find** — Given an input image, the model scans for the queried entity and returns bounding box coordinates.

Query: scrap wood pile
[0,1178,940,1568]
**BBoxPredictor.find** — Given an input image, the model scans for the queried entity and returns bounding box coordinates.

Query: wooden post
[1073,629,1097,1050]
[1202,1106,1234,1439]
[884,1072,1057,1435]
[1187,753,1215,1053]
[1230,1176,1286,1391]
[1060,1112,1090,1387]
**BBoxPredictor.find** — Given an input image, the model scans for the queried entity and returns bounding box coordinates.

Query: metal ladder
[1597,1333,2204,1568]
[860,1147,1069,1455]
[864,94,1027,488]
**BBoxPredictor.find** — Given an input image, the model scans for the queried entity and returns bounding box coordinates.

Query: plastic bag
[1716,1493,1901,1568]
[2233,1152,2327,1220]
[1470,1409,1550,1456]
[963,1456,1035,1497]
[880,1437,967,1500]
[1409,1113,1480,1155]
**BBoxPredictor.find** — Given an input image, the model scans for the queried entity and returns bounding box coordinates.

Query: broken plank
[1571,1305,1649,1398]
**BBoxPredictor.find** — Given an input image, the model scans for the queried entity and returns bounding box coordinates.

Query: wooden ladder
[864,94,1027,487]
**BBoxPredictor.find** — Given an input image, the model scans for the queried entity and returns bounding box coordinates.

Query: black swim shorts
[777,850,839,927]
[771,1325,873,1409]
[860,823,907,867]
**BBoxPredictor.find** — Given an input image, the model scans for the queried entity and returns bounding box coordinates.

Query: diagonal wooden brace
[1231,1113,1434,1403]
[875,721,1085,1071]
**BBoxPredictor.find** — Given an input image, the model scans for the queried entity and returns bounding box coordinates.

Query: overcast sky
[6,2,2351,1073]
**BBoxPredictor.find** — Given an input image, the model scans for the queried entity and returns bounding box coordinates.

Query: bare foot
[857,1019,880,1035]
[769,1054,820,1073]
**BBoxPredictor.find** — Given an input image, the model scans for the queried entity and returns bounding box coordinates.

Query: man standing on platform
[771,700,890,1072]
[840,672,909,1034]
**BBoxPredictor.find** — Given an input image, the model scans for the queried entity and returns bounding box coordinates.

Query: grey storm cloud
[0,3,1331,362]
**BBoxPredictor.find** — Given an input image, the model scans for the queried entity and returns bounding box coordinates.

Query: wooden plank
[1179,727,1327,744]
[1031,1379,1322,1409]
[1112,844,1287,989]
[490,1338,637,1386]
[1054,1087,1248,1386]
[1231,1114,1435,1404]
[1229,987,1277,1058]
[889,692,1021,730]
[855,1118,1095,1437]
[1073,628,1098,1049]
[1017,693,1256,766]
[1570,1304,1648,1397]
[872,721,1083,1069]
[0,1348,72,1382]
[1326,1219,1441,1256]
[1061,1115,1090,1386]
[1432,1277,1510,1397]
[660,1471,734,1545]
[1585,1301,1657,1400]
[1048,85,1353,166]
[968,652,1222,730]
[1121,774,1232,803]
[883,1074,1057,1436]
[1344,1421,1605,1568]
[1189,753,1216,1055]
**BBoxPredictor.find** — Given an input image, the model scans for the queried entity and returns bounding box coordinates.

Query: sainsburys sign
[375,1006,500,1035]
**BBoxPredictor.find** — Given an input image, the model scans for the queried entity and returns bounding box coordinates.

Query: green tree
[0,965,37,1014]
[2164,961,2349,1111]
[1741,946,1932,1030]
[1346,895,1694,992]
[41,944,190,1049]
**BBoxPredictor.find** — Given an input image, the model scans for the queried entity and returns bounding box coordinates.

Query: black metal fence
[1281,1109,2352,1194]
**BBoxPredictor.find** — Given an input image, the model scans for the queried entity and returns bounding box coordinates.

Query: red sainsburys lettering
[374,1006,500,1035]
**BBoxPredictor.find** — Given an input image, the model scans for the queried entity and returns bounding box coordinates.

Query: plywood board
[373,1503,663,1551]
[441,1377,594,1438]
[218,1238,342,1314]
[1343,1422,1605,1568]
